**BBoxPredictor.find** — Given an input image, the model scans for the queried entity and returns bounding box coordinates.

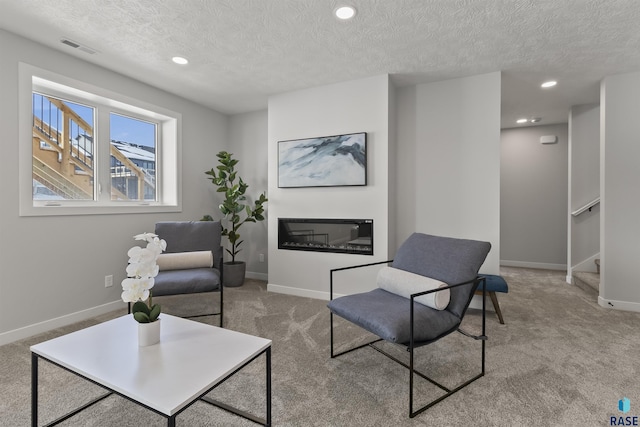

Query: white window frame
[19,63,182,216]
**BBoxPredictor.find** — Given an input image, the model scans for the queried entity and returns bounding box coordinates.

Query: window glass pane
[32,93,95,200]
[110,113,157,201]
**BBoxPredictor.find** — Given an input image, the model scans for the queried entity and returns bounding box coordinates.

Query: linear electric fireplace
[278,218,373,255]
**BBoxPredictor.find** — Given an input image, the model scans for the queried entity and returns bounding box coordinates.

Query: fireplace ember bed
[278,218,373,255]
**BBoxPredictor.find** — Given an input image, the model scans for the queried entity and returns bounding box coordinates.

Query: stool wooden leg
[488,291,504,324]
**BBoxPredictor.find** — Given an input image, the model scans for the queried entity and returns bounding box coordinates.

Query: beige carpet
[1,267,639,426]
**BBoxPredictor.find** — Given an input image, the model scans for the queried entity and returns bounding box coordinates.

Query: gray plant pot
[223,261,246,287]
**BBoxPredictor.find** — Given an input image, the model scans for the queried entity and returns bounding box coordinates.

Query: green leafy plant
[203,151,268,263]
[131,298,161,323]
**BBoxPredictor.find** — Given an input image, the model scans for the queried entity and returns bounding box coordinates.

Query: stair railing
[571,197,600,217]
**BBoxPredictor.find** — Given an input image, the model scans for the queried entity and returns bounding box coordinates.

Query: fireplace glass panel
[278,218,373,255]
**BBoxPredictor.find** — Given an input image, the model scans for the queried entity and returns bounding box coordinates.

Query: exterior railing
[32,95,155,201]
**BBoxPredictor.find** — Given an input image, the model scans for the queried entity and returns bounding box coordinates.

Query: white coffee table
[31,314,272,426]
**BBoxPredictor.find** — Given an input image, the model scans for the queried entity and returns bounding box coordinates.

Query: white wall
[0,30,227,343]
[396,72,501,275]
[599,72,640,311]
[500,123,569,270]
[228,110,269,279]
[569,104,600,273]
[267,75,394,298]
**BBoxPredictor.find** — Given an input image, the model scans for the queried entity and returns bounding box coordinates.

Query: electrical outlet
[259,253,265,262]
[104,275,113,288]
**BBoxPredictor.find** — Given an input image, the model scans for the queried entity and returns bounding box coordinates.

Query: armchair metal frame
[170,262,223,325]
[127,267,223,327]
[329,260,487,418]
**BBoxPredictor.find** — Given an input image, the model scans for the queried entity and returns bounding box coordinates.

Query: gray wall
[0,30,227,343]
[501,124,568,269]
[600,72,640,310]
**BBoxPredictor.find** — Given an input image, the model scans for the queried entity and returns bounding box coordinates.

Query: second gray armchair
[152,221,224,327]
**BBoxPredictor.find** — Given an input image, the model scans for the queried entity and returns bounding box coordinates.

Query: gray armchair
[152,221,224,327]
[327,233,491,417]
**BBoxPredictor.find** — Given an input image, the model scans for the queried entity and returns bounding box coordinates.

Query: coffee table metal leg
[198,346,272,425]
[266,347,271,426]
[168,415,176,427]
[32,353,38,427]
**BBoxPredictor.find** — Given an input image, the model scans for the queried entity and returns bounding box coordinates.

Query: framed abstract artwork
[278,132,367,188]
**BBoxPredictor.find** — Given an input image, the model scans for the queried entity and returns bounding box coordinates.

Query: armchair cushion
[392,233,491,318]
[328,288,460,344]
[155,221,223,269]
[377,266,450,310]
[152,268,221,296]
[153,221,223,296]
[157,251,213,271]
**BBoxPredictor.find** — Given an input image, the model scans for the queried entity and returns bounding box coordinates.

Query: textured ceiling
[1,0,639,128]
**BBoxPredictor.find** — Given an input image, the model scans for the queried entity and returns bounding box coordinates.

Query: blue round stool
[476,275,508,324]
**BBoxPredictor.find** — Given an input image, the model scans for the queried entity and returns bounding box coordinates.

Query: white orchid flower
[126,261,156,278]
[146,239,166,255]
[127,246,156,264]
[121,277,150,302]
[134,232,158,243]
[121,232,164,311]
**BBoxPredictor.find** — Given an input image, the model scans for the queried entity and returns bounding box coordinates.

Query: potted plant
[202,151,268,287]
[121,232,166,346]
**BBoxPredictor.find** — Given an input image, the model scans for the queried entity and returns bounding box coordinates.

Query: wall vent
[540,135,558,144]
[60,38,97,55]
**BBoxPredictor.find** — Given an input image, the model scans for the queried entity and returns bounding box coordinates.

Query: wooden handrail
[46,96,93,134]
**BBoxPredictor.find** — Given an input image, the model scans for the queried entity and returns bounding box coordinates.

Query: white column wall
[267,75,393,299]
[599,72,640,311]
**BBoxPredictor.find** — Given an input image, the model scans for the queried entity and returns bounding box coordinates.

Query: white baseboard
[267,283,335,301]
[572,253,600,273]
[598,296,640,313]
[500,260,566,271]
[0,300,123,346]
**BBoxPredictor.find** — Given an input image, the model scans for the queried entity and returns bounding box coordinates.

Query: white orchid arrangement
[121,232,167,323]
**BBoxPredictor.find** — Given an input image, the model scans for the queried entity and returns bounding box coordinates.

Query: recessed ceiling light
[541,80,557,88]
[172,56,189,65]
[516,118,528,124]
[335,5,356,20]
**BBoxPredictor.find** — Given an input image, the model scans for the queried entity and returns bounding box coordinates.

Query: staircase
[573,259,600,297]
[32,95,152,201]
[32,110,94,199]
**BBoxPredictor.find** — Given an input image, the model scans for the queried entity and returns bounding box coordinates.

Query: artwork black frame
[277,132,367,188]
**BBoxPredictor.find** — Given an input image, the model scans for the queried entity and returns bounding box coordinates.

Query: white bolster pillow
[377,266,450,310]
[156,251,213,271]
